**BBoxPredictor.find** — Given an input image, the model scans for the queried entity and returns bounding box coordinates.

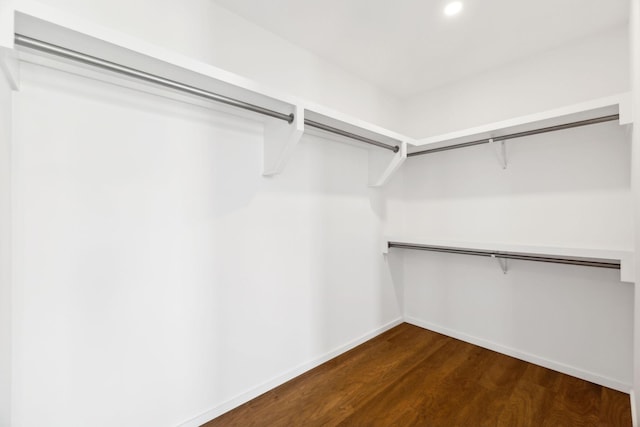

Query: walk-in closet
[1,0,639,426]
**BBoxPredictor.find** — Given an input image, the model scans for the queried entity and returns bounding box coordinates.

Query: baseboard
[631,389,637,427]
[177,317,404,427]
[405,316,631,393]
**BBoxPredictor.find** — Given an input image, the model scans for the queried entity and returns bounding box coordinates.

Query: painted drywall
[26,0,402,131]
[393,110,633,390]
[0,62,12,427]
[401,26,630,137]
[630,0,640,417]
[403,123,632,248]
[10,61,402,427]
[392,23,635,390]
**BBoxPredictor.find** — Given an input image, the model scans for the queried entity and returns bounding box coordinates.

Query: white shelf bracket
[368,141,407,187]
[491,254,508,274]
[618,92,633,125]
[490,138,507,169]
[263,105,304,176]
[620,252,635,283]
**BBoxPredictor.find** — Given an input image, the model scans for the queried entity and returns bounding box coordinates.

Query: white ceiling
[213,0,629,98]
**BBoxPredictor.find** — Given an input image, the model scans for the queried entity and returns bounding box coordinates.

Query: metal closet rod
[13,34,295,123]
[408,114,620,157]
[14,34,399,153]
[387,242,621,269]
[304,119,399,152]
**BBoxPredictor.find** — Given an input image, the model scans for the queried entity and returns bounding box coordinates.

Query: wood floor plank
[555,373,602,421]
[201,323,631,427]
[337,339,481,426]
[518,362,563,391]
[477,352,528,390]
[423,348,524,426]
[496,378,555,426]
[599,387,632,426]
[204,324,450,427]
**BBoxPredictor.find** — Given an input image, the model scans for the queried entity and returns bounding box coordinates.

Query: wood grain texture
[202,323,631,427]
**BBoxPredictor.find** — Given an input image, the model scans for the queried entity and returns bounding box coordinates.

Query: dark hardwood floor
[203,323,631,426]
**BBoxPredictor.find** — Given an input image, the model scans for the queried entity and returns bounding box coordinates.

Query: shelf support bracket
[490,138,507,169]
[263,105,304,176]
[491,254,508,274]
[368,141,407,187]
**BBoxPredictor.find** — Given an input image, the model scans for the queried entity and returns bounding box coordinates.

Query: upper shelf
[2,1,634,181]
[410,93,633,152]
[6,0,409,186]
[383,236,635,283]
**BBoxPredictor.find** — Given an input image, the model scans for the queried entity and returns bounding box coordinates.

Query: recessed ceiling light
[444,1,463,16]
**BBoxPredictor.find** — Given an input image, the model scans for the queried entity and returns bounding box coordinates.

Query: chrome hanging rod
[388,242,621,269]
[15,34,294,123]
[408,114,620,157]
[15,34,400,153]
[304,119,400,152]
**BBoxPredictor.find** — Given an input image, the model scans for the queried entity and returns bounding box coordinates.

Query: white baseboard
[405,316,631,393]
[177,317,404,427]
[631,389,637,427]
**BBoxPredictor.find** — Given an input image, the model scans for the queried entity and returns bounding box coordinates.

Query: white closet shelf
[409,93,633,154]
[2,1,633,183]
[383,237,634,283]
[4,0,409,186]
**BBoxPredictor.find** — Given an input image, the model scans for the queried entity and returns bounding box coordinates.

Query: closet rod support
[491,254,508,274]
[304,119,400,152]
[408,114,620,157]
[14,34,295,124]
[490,138,507,169]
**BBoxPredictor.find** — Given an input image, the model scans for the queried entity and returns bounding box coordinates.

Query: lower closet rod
[388,243,621,269]
[408,114,620,157]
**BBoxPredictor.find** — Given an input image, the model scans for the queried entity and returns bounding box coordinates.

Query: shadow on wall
[404,122,631,200]
[21,61,267,219]
[261,133,386,196]
[383,250,405,315]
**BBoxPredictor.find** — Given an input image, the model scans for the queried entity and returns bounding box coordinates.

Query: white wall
[26,0,402,131]
[0,0,14,48]
[0,59,12,427]
[630,0,640,417]
[403,123,632,248]
[401,26,630,137]
[388,23,635,391]
[10,61,402,427]
[397,123,633,390]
